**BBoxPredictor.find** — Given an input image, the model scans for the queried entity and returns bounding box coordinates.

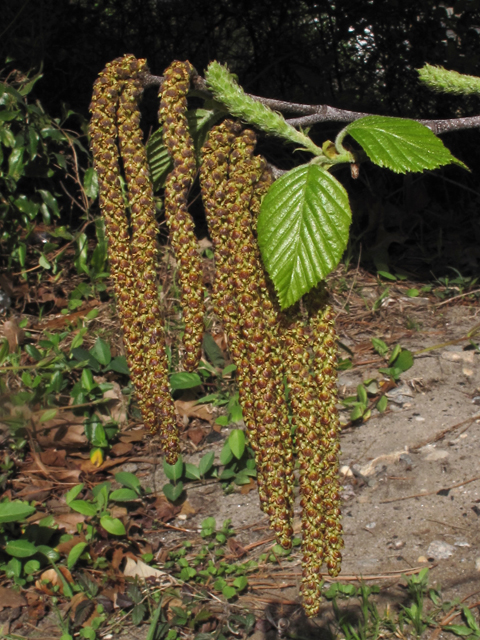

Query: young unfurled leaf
[258,164,351,308]
[344,116,465,173]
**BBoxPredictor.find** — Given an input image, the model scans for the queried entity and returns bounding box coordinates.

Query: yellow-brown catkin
[89,55,179,463]
[200,122,295,549]
[158,61,205,372]
[116,60,179,462]
[306,287,343,577]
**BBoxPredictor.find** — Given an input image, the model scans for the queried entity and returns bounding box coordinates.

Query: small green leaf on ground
[228,429,245,459]
[100,516,126,536]
[5,539,37,558]
[67,542,88,569]
[0,501,36,523]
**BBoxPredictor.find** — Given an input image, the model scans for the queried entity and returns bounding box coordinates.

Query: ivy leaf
[258,164,351,308]
[345,116,465,173]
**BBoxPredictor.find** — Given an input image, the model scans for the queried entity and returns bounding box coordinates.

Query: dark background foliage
[2,0,480,277]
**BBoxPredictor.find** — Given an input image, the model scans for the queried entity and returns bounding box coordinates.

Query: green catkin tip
[205,61,324,157]
[418,64,480,96]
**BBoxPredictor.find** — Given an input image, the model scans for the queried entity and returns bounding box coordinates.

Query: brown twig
[142,71,480,134]
[380,475,480,504]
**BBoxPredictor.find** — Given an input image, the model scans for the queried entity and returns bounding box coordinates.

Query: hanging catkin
[158,61,206,372]
[200,122,295,548]
[90,55,179,462]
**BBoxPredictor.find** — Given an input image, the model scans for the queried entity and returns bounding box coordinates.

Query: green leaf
[0,500,36,523]
[163,482,184,502]
[443,626,474,637]
[185,463,201,481]
[67,542,88,569]
[39,408,58,422]
[219,441,233,466]
[170,372,202,390]
[68,500,98,516]
[228,429,245,459]
[345,116,464,173]
[24,559,41,575]
[64,484,84,505]
[115,471,141,493]
[350,403,366,421]
[357,384,368,405]
[109,488,139,502]
[376,395,388,413]
[39,254,51,270]
[90,337,111,366]
[389,343,402,364]
[163,456,184,482]
[100,516,126,536]
[83,167,99,199]
[222,585,237,599]
[392,349,414,372]
[198,451,215,477]
[146,128,173,191]
[258,164,351,308]
[5,539,37,558]
[372,337,389,357]
[203,333,225,368]
[38,190,60,218]
[222,364,237,377]
[105,356,130,375]
[233,576,248,591]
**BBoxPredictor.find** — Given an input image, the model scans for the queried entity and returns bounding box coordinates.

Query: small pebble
[455,540,470,547]
[475,558,480,572]
[365,521,376,529]
[424,449,449,461]
[418,556,428,563]
[427,540,455,559]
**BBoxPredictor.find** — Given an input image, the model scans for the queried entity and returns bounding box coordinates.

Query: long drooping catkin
[90,55,178,462]
[200,122,295,548]
[159,61,206,372]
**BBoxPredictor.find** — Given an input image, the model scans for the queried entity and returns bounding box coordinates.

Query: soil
[4,272,480,638]
[110,278,480,638]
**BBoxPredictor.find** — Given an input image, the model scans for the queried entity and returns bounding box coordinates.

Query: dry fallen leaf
[2,318,25,352]
[119,428,146,443]
[110,441,133,457]
[179,499,196,517]
[240,478,256,495]
[36,566,74,595]
[52,512,86,534]
[175,399,214,424]
[0,586,27,608]
[32,413,88,449]
[123,556,166,579]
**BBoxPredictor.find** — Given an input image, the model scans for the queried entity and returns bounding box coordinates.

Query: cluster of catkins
[89,55,342,616]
